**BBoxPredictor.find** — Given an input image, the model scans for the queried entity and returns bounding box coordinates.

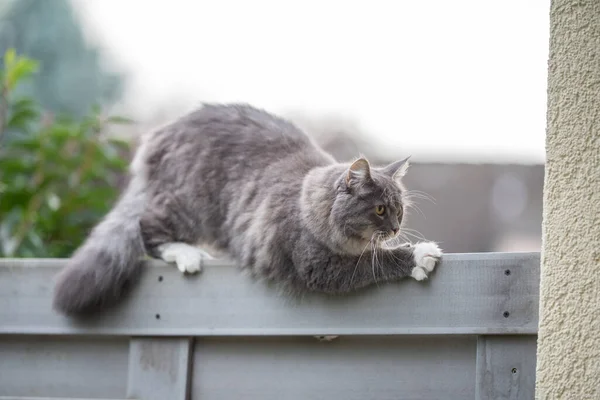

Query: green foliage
[0,0,124,117]
[0,49,132,258]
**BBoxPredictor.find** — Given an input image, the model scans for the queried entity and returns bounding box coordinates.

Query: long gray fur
[53,103,442,315]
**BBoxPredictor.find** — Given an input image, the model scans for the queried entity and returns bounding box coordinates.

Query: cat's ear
[383,156,411,181]
[346,158,371,187]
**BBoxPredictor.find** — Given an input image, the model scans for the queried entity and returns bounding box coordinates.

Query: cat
[52,103,442,315]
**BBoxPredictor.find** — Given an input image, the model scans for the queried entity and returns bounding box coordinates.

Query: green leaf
[11,98,37,110]
[106,115,135,125]
[7,107,40,130]
[107,137,132,150]
[4,56,39,91]
[4,48,16,69]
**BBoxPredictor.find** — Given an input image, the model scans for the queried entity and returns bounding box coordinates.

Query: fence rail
[0,252,540,400]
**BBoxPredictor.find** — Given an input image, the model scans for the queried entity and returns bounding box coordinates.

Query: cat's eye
[375,205,386,216]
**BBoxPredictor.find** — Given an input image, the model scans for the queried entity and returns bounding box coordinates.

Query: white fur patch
[411,242,443,280]
[158,242,212,274]
[411,266,428,281]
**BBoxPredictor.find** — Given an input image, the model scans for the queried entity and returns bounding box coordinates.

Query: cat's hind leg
[140,193,210,274]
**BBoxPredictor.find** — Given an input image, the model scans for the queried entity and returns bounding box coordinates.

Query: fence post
[127,337,193,400]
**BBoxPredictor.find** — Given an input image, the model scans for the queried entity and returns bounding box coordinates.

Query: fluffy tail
[53,176,147,315]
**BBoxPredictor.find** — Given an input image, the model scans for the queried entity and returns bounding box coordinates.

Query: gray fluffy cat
[53,103,442,315]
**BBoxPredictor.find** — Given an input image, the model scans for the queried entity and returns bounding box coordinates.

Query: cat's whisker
[404,203,425,218]
[373,231,388,286]
[402,228,427,241]
[404,190,437,205]
[388,250,402,267]
[409,189,436,201]
[404,193,431,201]
[350,234,373,286]
[381,235,401,249]
[401,228,427,241]
[396,232,413,244]
[405,201,430,216]
[370,238,379,287]
[402,232,424,242]
[376,232,387,280]
[386,242,404,269]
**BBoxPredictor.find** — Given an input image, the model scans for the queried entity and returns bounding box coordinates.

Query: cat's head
[331,157,410,245]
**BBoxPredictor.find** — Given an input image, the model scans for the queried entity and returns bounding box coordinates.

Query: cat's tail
[52,176,147,315]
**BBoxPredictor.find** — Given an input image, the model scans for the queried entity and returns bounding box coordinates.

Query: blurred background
[0,0,549,258]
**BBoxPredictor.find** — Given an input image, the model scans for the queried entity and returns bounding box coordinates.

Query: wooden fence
[0,252,540,399]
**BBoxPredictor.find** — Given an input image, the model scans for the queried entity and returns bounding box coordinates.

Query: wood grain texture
[0,253,540,336]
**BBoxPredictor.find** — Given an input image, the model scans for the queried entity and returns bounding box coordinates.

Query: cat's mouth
[358,233,391,244]
[350,229,396,245]
[374,231,400,243]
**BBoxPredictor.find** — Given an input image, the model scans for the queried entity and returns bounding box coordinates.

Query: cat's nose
[391,228,399,236]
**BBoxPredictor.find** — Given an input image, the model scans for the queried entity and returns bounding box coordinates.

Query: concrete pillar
[536,1,600,398]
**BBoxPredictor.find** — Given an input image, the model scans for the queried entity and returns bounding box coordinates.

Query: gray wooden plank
[0,252,540,336]
[475,335,537,400]
[0,336,128,398]
[126,337,192,400]
[0,397,126,400]
[193,335,476,400]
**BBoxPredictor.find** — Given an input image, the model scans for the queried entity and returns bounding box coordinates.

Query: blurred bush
[0,49,132,258]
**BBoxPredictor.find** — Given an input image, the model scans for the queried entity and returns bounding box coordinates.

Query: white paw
[411,267,428,281]
[158,243,211,274]
[411,242,443,280]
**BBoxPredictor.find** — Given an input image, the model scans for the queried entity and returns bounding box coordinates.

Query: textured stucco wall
[536,1,600,399]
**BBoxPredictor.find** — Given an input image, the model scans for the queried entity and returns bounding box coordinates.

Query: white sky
[72,0,550,163]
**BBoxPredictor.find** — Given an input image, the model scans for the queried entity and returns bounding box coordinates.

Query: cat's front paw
[411,242,443,281]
